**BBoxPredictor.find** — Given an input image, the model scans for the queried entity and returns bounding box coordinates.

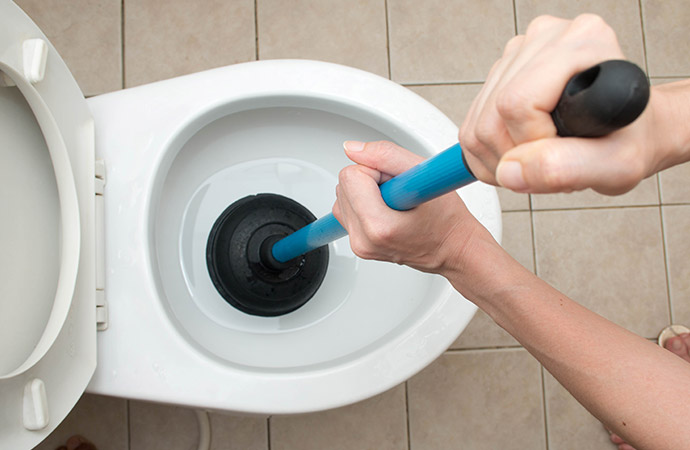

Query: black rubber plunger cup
[207,60,649,317]
[206,194,328,317]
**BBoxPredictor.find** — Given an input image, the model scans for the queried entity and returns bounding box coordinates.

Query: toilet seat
[0,2,97,448]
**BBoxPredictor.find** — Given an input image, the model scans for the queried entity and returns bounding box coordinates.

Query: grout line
[445,345,524,353]
[502,208,532,213]
[529,194,538,274]
[541,366,551,450]
[650,75,690,80]
[405,382,412,450]
[402,80,485,87]
[266,416,272,450]
[384,0,392,80]
[126,400,131,450]
[254,0,260,60]
[121,0,125,89]
[637,0,650,76]
[529,203,663,213]
[512,0,519,35]
[659,205,675,324]
[655,171,674,324]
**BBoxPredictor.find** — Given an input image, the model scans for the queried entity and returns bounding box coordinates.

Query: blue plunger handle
[271,143,474,263]
[271,60,650,263]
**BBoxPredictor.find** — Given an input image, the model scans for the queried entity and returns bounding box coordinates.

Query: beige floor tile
[257,0,388,78]
[209,412,268,450]
[642,0,690,77]
[407,84,482,128]
[498,188,531,211]
[543,369,613,450]
[125,0,256,87]
[531,175,660,210]
[408,349,545,450]
[515,0,646,69]
[660,162,690,204]
[662,205,690,325]
[130,400,199,450]
[451,308,519,349]
[34,394,128,450]
[533,207,669,338]
[269,384,407,450]
[501,210,535,272]
[388,0,515,84]
[16,0,122,96]
[129,402,269,450]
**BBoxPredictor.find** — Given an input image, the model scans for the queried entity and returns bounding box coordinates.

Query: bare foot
[608,333,690,450]
[664,333,690,363]
[55,435,96,450]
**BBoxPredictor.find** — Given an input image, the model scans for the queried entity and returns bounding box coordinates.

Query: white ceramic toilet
[0,1,501,447]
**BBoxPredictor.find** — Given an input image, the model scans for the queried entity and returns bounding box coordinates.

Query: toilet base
[206,193,329,317]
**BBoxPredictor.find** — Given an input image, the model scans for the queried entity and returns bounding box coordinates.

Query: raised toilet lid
[0,1,97,448]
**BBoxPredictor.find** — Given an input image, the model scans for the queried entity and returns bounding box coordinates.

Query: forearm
[442,234,690,449]
[647,79,690,173]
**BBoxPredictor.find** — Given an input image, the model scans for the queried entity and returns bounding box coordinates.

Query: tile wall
[15,0,690,448]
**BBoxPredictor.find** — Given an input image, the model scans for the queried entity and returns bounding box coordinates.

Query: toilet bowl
[0,2,501,447]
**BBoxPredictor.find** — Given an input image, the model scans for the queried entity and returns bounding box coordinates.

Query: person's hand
[332,140,492,274]
[459,14,663,195]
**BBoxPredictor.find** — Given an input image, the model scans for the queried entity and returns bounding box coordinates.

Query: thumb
[496,137,644,195]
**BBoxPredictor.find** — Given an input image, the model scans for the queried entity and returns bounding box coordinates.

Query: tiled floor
[16,0,690,449]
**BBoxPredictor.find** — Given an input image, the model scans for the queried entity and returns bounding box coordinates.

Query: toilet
[0,1,501,448]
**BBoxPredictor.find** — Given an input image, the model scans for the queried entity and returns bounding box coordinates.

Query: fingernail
[496,160,528,191]
[344,140,365,152]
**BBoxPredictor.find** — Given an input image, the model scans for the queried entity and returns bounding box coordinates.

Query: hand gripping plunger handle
[271,60,650,264]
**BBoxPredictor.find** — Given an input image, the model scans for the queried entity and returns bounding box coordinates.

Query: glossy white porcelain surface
[87,60,501,414]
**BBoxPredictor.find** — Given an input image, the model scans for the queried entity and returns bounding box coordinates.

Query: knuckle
[572,13,606,31]
[570,14,616,41]
[459,128,482,157]
[362,221,390,246]
[349,237,375,260]
[473,117,497,146]
[525,15,560,36]
[338,165,357,184]
[496,89,530,122]
[503,35,524,57]
[368,140,398,158]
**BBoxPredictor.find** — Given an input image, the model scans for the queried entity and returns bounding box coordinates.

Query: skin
[333,14,690,450]
[56,435,96,450]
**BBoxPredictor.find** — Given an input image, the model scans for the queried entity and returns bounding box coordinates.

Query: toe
[610,432,625,444]
[618,444,636,450]
[664,335,686,356]
[66,435,96,450]
[680,333,690,362]
[664,334,690,363]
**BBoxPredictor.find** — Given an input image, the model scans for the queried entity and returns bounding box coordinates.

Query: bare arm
[332,14,690,450]
[444,229,690,450]
[333,139,690,450]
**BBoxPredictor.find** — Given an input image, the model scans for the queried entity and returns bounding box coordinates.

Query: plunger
[207,60,649,317]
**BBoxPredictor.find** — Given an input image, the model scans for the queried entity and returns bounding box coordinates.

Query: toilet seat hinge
[95,159,108,330]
